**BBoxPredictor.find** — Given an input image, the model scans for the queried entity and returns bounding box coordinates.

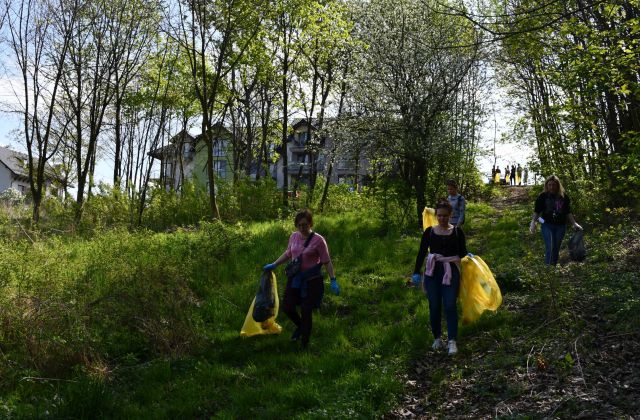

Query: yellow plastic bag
[459,255,502,324]
[422,207,437,230]
[240,271,282,337]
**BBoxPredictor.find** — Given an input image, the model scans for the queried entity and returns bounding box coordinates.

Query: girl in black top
[412,200,468,355]
[530,175,582,265]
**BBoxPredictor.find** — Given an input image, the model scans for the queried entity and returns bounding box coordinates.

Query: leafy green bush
[0,187,24,205]
[0,202,32,240]
[40,186,133,235]
[40,195,73,227]
[476,182,504,203]
[0,222,243,379]
[142,181,210,230]
[305,178,416,230]
[79,184,133,230]
[217,176,281,222]
[460,167,489,201]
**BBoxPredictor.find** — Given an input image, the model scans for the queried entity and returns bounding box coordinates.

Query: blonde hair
[544,175,565,197]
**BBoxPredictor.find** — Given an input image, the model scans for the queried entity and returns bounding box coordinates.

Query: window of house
[298,132,308,144]
[214,160,227,179]
[164,162,173,176]
[337,158,349,169]
[183,143,194,157]
[213,140,228,157]
[18,185,26,194]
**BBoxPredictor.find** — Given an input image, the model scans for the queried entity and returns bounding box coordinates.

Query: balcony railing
[335,165,367,175]
[286,162,310,172]
[289,145,306,153]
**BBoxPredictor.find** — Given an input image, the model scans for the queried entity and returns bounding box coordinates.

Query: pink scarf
[424,253,461,286]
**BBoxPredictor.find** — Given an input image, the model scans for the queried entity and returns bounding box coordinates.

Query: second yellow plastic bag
[240,271,282,337]
[459,255,502,324]
[422,207,437,230]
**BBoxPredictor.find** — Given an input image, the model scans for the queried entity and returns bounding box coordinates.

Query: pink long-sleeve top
[285,231,332,272]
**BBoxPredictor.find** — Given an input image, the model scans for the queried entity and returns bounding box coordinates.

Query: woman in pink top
[264,209,340,348]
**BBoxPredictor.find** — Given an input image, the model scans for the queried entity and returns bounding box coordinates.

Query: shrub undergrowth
[0,182,638,418]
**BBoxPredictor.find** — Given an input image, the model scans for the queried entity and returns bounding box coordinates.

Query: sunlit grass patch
[2,199,639,417]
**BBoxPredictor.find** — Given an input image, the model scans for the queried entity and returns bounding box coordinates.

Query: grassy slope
[1,214,427,418]
[393,188,640,418]
[110,215,424,419]
[1,190,638,418]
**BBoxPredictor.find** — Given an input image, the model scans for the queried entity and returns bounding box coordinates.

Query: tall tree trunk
[319,59,348,211]
[257,85,273,181]
[281,39,290,208]
[113,80,123,188]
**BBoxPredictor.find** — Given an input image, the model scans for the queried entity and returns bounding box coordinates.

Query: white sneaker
[448,340,458,355]
[432,338,444,350]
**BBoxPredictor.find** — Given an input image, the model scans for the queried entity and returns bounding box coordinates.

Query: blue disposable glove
[330,277,340,295]
[467,252,475,258]
[263,263,276,271]
[411,273,421,286]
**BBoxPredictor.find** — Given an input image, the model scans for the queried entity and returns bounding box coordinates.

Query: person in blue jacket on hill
[446,179,465,228]
[412,200,468,356]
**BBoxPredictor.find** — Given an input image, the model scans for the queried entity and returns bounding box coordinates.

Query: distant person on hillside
[491,165,496,183]
[494,166,501,184]
[516,164,523,186]
[263,209,340,348]
[504,163,510,185]
[412,200,468,355]
[523,167,529,185]
[446,179,466,227]
[529,175,583,265]
[510,165,516,186]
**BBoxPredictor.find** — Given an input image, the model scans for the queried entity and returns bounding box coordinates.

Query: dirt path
[493,186,531,211]
[387,189,640,419]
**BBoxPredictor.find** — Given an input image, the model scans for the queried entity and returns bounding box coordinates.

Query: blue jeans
[541,223,566,265]
[424,262,460,341]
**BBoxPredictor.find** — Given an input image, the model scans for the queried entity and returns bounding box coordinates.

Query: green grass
[0,213,425,418]
[400,200,640,417]
[1,198,638,418]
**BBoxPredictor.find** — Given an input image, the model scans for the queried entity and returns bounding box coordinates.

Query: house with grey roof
[150,118,372,194]
[149,127,235,192]
[0,145,59,197]
[274,118,371,190]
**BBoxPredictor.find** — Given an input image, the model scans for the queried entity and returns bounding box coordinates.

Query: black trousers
[282,276,324,345]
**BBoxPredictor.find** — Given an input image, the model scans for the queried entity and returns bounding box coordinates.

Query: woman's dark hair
[294,209,313,226]
[435,199,453,214]
[446,179,458,187]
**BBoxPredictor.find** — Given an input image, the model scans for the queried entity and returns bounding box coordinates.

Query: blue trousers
[424,262,460,341]
[541,223,566,265]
